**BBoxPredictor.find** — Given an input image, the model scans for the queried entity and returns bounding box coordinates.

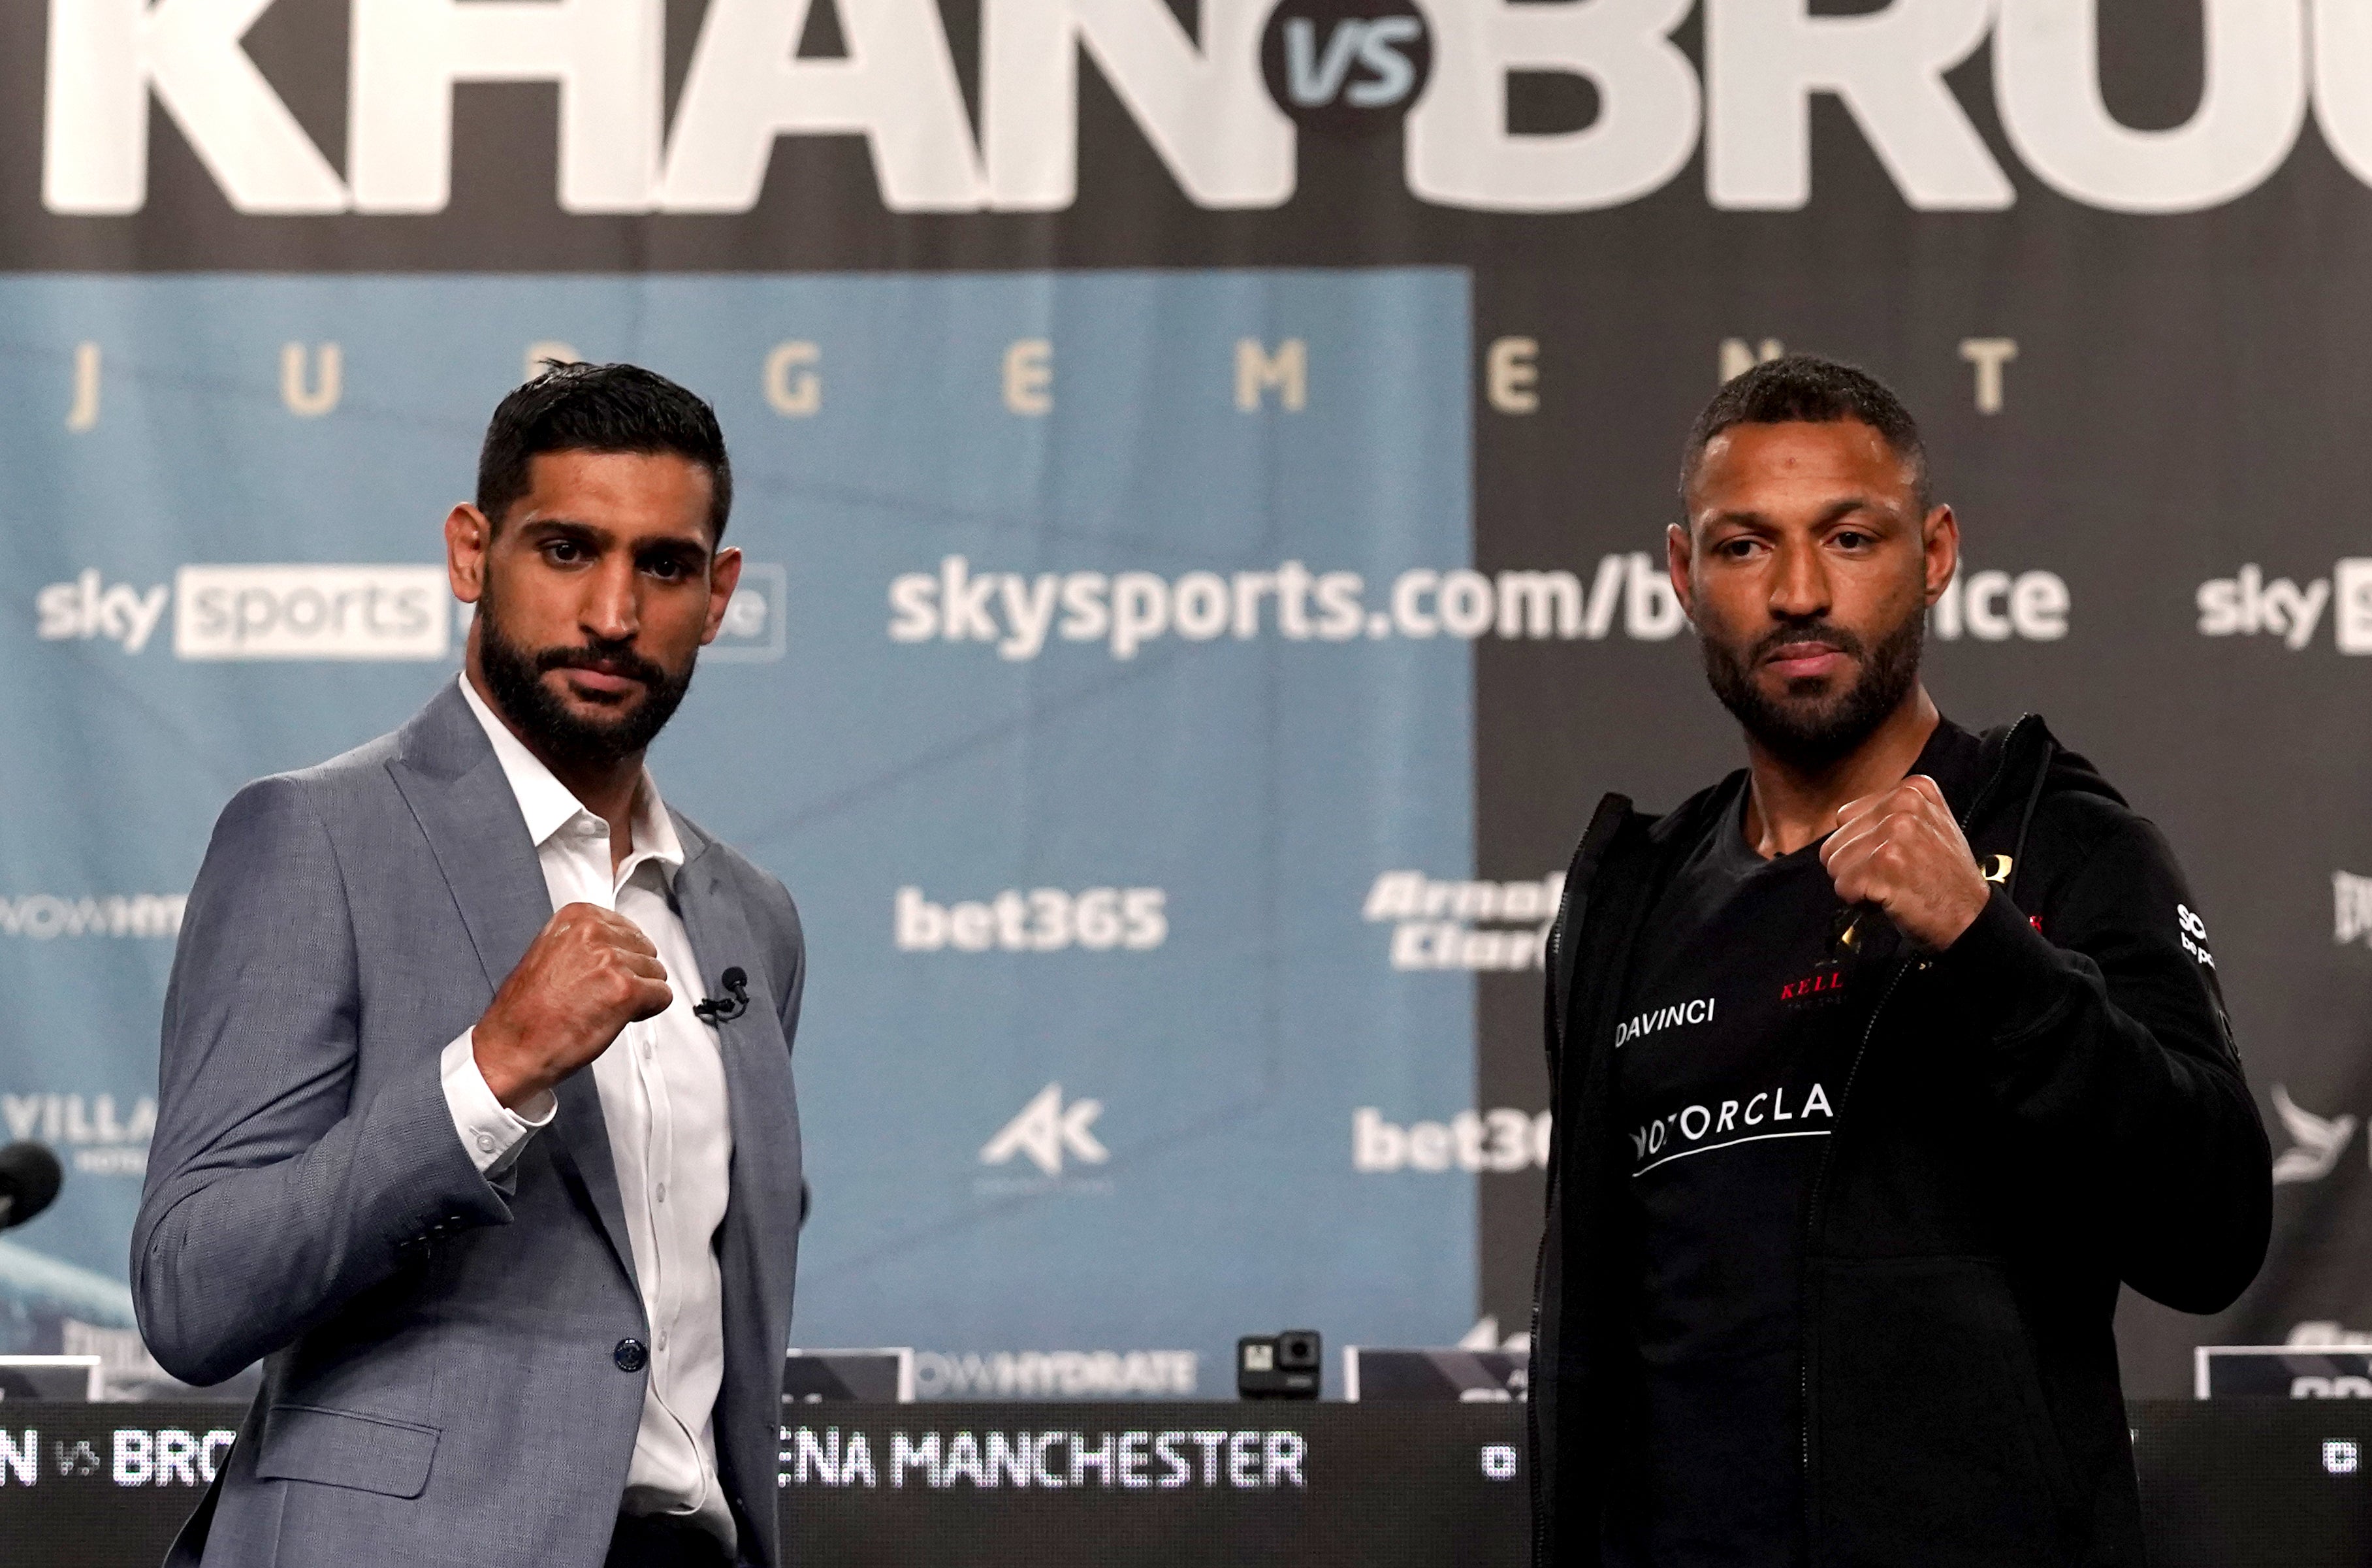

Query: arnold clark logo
[1363,871,1561,972]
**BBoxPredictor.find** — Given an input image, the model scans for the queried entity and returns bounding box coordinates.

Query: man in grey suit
[136,363,804,1568]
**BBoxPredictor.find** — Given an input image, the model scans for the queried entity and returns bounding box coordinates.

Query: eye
[1718,537,1763,560]
[643,554,693,582]
[1833,530,1872,551]
[543,539,587,565]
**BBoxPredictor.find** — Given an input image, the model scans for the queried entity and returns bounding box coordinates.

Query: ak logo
[980,1083,1108,1177]
[1260,0,1432,138]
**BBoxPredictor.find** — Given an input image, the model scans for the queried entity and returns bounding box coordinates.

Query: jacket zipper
[1795,716,2036,1518]
[1797,960,1910,1476]
[1531,872,1576,1568]
[1545,856,1576,1055]
[1526,1187,1552,1568]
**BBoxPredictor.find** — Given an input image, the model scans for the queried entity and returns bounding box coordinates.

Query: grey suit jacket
[135,682,805,1568]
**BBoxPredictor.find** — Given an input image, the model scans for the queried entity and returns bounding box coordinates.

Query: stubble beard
[474,580,696,772]
[1700,599,1925,773]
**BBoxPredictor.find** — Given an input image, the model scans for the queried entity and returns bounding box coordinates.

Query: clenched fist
[1818,775,1991,954]
[472,903,672,1108]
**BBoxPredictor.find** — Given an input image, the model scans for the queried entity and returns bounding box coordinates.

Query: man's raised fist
[472,903,672,1109]
[1819,775,1992,955]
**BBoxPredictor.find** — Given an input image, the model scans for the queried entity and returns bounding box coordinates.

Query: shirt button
[656,1181,667,1202]
[658,1331,669,1352]
[614,1339,648,1373]
[475,1132,495,1153]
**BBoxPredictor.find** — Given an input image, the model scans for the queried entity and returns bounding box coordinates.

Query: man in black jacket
[1529,355,2269,1567]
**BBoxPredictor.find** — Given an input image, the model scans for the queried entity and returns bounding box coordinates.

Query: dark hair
[1679,354,1929,513]
[476,361,733,540]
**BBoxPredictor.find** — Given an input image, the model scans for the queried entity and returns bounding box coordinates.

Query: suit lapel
[671,844,800,1296]
[385,733,549,1000]
[383,682,638,1290]
[669,820,802,1558]
[546,1073,637,1292]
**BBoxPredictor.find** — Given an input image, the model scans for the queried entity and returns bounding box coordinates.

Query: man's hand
[472,903,671,1108]
[1818,775,1991,954]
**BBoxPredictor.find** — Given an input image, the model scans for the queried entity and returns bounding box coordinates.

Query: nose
[1767,536,1831,622]
[581,553,640,645]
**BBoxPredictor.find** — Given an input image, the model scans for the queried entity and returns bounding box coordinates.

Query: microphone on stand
[0,1142,63,1231]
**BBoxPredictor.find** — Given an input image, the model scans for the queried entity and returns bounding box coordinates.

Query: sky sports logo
[888,554,1688,661]
[2198,561,2372,653]
[176,565,449,660]
[38,565,447,660]
[37,564,786,662]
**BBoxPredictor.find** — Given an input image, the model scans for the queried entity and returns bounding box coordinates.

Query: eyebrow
[1707,496,1888,531]
[515,517,610,543]
[515,517,712,563]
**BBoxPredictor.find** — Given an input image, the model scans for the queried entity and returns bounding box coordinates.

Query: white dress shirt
[440,675,739,1549]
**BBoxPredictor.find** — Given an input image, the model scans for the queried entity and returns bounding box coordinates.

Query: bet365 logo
[1260,0,1432,136]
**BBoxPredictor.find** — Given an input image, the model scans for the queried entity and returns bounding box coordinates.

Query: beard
[475,585,696,771]
[1701,599,1924,772]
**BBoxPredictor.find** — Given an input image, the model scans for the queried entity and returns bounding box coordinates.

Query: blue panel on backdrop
[0,270,1474,1392]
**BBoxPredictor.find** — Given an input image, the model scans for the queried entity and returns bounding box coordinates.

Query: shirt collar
[456,674,682,872]
[626,769,686,874]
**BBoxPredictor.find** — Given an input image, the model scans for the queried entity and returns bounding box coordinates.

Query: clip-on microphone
[693,967,750,1025]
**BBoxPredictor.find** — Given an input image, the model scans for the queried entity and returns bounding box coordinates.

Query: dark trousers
[602,1513,737,1568]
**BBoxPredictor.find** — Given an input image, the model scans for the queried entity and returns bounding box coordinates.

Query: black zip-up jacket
[1529,716,2271,1567]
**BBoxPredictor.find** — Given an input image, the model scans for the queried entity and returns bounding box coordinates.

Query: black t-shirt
[1603,782,1904,1567]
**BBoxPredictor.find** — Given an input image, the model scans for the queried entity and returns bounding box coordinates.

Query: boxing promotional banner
[1,1,2367,1404]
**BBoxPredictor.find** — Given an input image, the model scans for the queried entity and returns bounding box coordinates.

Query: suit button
[614,1338,649,1373]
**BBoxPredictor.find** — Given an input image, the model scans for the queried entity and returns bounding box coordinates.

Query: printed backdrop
[0,1,2366,1402]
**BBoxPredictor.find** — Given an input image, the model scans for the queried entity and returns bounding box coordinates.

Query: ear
[1921,505,1959,607]
[1666,521,1696,620]
[699,547,745,646]
[445,504,491,605]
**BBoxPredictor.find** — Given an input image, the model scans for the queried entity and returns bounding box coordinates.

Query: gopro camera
[1237,1330,1322,1400]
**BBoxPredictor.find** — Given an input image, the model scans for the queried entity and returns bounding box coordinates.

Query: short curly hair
[1680,354,1929,513]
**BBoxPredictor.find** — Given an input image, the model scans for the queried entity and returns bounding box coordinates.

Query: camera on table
[1236,1330,1322,1400]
